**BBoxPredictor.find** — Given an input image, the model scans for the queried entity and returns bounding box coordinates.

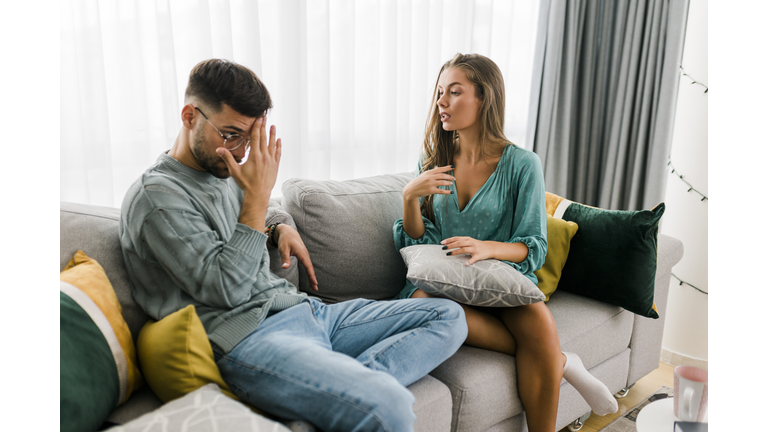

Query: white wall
[660,0,708,365]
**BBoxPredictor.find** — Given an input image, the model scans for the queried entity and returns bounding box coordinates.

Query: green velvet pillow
[552,195,664,318]
[61,291,120,432]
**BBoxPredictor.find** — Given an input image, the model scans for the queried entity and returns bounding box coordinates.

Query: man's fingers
[248,117,264,151]
[216,148,238,172]
[297,253,319,291]
[279,245,291,268]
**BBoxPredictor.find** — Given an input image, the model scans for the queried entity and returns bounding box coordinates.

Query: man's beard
[190,125,236,179]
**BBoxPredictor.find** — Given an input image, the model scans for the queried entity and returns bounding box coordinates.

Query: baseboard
[661,348,708,370]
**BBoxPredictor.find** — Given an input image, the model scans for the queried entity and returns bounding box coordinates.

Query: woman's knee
[501,303,559,345]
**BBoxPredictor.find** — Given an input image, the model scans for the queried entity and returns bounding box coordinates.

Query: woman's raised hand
[402,165,455,202]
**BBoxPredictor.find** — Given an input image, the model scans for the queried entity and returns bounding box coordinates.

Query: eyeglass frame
[195,107,251,151]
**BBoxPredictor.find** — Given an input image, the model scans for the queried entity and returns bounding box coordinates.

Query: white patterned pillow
[400,245,545,307]
[106,384,293,432]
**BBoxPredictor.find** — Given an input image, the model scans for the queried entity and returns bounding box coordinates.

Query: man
[119,59,467,432]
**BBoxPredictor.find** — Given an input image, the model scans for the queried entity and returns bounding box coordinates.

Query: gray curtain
[526,0,690,210]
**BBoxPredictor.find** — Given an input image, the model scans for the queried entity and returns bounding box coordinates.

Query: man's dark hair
[185,59,272,118]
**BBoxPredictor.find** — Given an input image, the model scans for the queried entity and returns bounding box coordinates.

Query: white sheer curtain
[61,0,540,207]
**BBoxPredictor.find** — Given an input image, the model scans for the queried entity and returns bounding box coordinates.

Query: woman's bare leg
[499,302,564,432]
[411,289,517,355]
[412,290,559,431]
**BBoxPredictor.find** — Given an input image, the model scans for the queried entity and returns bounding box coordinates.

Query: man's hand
[217,116,281,199]
[275,224,319,291]
[217,117,281,230]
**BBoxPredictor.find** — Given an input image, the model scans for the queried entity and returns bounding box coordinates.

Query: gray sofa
[60,171,683,432]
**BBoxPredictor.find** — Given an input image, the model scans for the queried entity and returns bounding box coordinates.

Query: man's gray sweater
[119,153,308,353]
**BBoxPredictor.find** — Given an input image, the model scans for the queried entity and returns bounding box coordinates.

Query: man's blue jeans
[213,297,467,432]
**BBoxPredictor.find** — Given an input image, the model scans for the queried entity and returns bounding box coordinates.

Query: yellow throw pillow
[545,191,566,216]
[534,216,578,302]
[60,250,144,403]
[137,304,240,403]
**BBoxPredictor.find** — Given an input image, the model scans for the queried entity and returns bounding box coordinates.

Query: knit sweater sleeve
[133,185,276,310]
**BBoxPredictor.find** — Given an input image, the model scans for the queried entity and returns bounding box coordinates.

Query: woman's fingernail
[442,246,447,250]
[450,191,454,194]
[446,252,452,256]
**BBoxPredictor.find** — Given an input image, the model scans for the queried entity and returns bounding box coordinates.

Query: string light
[668,159,708,201]
[668,66,708,296]
[672,273,708,295]
[679,65,708,94]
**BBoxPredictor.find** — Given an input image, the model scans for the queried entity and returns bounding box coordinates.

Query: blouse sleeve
[393,215,442,250]
[504,150,548,281]
[393,159,443,250]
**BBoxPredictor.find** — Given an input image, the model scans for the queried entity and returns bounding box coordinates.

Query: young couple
[119,55,616,432]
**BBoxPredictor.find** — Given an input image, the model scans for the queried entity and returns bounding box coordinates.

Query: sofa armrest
[626,233,684,386]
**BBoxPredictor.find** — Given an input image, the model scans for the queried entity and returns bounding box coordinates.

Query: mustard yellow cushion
[534,215,579,302]
[60,251,144,432]
[137,304,239,403]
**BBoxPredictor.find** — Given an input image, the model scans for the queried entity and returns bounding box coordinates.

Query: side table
[636,398,708,432]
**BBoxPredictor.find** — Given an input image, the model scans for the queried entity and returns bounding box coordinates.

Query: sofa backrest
[60,202,150,340]
[281,172,414,303]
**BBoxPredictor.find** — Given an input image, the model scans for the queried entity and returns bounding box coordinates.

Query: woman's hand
[402,165,455,202]
[441,236,496,266]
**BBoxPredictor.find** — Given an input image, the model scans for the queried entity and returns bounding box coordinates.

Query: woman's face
[436,67,482,133]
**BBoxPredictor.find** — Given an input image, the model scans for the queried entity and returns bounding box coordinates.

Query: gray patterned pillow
[107,384,293,432]
[400,245,545,307]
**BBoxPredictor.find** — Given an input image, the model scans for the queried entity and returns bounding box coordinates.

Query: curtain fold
[527,0,690,210]
[61,0,541,208]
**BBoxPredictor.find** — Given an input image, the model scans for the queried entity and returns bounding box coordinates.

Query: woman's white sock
[562,352,618,416]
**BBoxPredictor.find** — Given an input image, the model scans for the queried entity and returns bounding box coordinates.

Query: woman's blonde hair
[420,53,510,222]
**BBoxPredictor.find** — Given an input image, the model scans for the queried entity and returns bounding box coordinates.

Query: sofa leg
[567,411,591,431]
[615,383,635,398]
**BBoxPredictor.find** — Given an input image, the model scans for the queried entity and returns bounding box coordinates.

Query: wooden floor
[557,361,675,432]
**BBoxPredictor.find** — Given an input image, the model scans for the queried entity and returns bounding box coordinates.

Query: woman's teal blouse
[393,144,548,299]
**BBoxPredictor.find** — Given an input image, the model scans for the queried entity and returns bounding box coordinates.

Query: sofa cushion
[400,244,544,307]
[105,383,292,432]
[137,304,241,404]
[409,375,454,432]
[281,172,413,303]
[546,291,634,370]
[429,346,522,432]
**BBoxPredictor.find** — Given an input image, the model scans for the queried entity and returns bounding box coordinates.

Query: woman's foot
[562,352,618,416]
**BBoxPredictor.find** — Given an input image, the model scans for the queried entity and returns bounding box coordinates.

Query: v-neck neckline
[452,144,511,213]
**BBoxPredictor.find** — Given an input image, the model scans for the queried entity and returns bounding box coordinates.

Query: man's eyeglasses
[195,107,250,151]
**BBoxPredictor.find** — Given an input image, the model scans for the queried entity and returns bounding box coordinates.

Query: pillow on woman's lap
[399,244,545,307]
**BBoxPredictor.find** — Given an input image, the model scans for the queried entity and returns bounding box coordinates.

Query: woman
[393,53,618,431]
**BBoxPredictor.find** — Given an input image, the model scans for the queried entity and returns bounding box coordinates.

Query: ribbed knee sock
[562,352,618,416]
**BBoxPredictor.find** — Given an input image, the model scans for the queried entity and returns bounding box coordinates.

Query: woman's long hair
[420,53,510,223]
